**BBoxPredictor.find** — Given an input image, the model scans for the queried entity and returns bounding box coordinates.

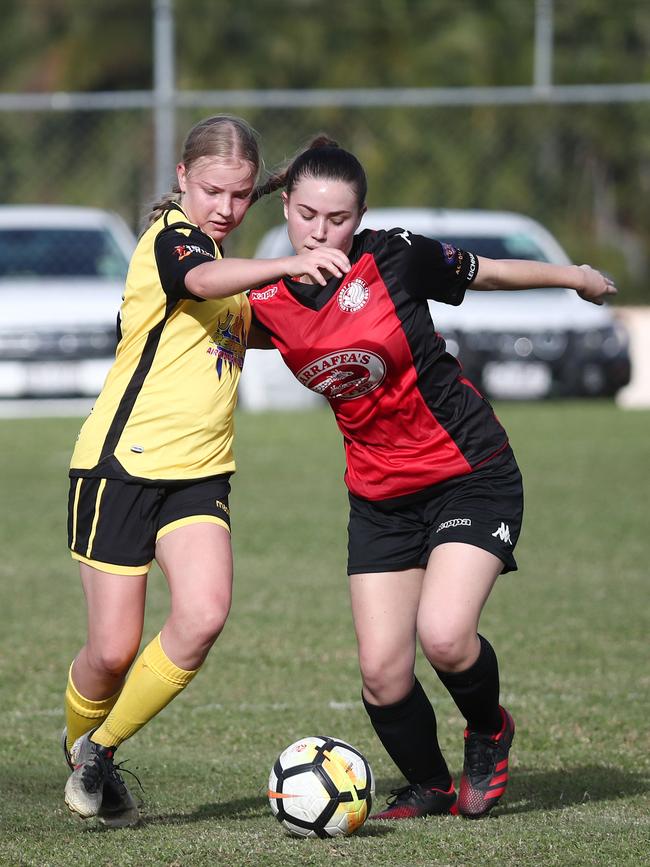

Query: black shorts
[68,475,232,575]
[347,447,524,575]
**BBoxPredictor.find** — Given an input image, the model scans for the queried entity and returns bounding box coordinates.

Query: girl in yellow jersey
[62,115,351,826]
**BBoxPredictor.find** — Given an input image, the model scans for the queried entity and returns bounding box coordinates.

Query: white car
[0,205,136,398]
[242,209,630,406]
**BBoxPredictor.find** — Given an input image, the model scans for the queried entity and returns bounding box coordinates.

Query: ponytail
[142,184,182,231]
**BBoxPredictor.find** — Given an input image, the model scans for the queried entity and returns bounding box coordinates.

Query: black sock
[362,678,451,789]
[435,634,502,734]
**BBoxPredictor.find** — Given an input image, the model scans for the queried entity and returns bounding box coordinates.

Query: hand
[288,247,351,286]
[576,264,618,305]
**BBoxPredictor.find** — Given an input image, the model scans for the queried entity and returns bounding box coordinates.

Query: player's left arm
[473,258,618,306]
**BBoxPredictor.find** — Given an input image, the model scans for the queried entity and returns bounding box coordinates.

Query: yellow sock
[65,664,121,749]
[92,634,199,748]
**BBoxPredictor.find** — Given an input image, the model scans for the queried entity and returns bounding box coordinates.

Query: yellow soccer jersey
[70,204,250,482]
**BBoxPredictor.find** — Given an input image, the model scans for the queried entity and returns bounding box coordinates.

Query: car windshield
[438,234,550,261]
[0,228,129,279]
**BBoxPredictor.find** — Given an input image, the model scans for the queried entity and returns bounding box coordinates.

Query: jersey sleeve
[154,224,218,301]
[383,228,479,306]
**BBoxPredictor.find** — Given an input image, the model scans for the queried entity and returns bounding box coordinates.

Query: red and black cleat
[458,706,515,819]
[371,781,457,820]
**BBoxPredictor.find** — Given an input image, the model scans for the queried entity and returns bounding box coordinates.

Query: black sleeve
[383,228,479,306]
[249,303,277,340]
[154,224,217,301]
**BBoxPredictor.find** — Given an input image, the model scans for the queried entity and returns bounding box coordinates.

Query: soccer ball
[268,735,374,838]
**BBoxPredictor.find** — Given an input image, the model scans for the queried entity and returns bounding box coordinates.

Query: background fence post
[153,0,176,198]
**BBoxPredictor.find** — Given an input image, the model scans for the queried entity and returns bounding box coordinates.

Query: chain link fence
[0,99,648,300]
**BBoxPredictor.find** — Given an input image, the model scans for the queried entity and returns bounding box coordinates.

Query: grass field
[0,402,648,866]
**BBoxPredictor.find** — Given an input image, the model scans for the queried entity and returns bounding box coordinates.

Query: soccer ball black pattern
[268,735,375,838]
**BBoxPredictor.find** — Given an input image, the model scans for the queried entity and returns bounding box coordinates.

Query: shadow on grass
[138,793,394,837]
[374,767,649,820]
[499,764,650,815]
[62,765,645,832]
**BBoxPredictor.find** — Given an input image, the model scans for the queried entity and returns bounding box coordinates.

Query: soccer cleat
[458,706,515,819]
[370,781,457,820]
[62,729,140,827]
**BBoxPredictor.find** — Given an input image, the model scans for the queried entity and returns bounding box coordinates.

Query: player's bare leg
[351,569,456,819]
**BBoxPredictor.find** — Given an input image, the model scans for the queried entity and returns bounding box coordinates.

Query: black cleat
[458,706,515,818]
[371,781,457,820]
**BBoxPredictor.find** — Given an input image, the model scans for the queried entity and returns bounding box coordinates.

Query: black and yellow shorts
[67,474,232,575]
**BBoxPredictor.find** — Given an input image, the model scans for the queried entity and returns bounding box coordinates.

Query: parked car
[244,209,631,405]
[0,205,136,398]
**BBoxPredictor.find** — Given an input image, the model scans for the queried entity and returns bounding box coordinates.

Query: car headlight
[576,324,628,358]
[531,331,569,361]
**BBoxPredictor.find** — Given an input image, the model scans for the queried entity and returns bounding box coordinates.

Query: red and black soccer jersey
[249,227,508,503]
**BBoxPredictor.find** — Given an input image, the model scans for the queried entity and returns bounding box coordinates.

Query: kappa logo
[250,285,278,302]
[491,522,512,544]
[436,517,472,533]
[338,278,369,313]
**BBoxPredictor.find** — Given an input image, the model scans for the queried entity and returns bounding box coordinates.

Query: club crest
[338,278,370,313]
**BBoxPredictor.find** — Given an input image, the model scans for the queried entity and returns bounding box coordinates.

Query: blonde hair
[144,115,262,228]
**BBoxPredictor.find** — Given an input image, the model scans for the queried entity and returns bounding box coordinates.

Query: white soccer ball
[268,735,375,838]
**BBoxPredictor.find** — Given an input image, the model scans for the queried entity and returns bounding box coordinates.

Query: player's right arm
[185,247,351,299]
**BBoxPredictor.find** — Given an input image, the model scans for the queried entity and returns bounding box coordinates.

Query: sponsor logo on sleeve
[442,243,458,265]
[173,244,214,261]
[466,251,477,280]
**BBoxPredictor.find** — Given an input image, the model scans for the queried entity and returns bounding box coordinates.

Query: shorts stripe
[156,514,230,542]
[86,478,107,558]
[70,478,82,551]
[71,551,151,576]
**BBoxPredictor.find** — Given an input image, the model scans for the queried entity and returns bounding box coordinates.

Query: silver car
[250,208,631,401]
[0,205,136,398]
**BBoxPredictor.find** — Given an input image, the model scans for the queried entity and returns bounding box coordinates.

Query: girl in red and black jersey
[249,137,617,820]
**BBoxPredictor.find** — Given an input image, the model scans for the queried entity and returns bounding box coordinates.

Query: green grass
[0,402,649,866]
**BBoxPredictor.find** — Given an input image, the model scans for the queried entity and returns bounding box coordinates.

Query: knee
[171,596,231,649]
[358,651,414,706]
[85,642,138,680]
[420,632,477,672]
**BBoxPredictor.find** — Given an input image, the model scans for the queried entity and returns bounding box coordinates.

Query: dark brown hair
[252,134,367,209]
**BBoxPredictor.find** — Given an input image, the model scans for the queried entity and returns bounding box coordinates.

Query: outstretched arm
[185,246,351,299]
[473,258,617,306]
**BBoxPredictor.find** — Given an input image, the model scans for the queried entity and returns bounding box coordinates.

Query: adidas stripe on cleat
[458,706,515,819]
[371,781,457,820]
